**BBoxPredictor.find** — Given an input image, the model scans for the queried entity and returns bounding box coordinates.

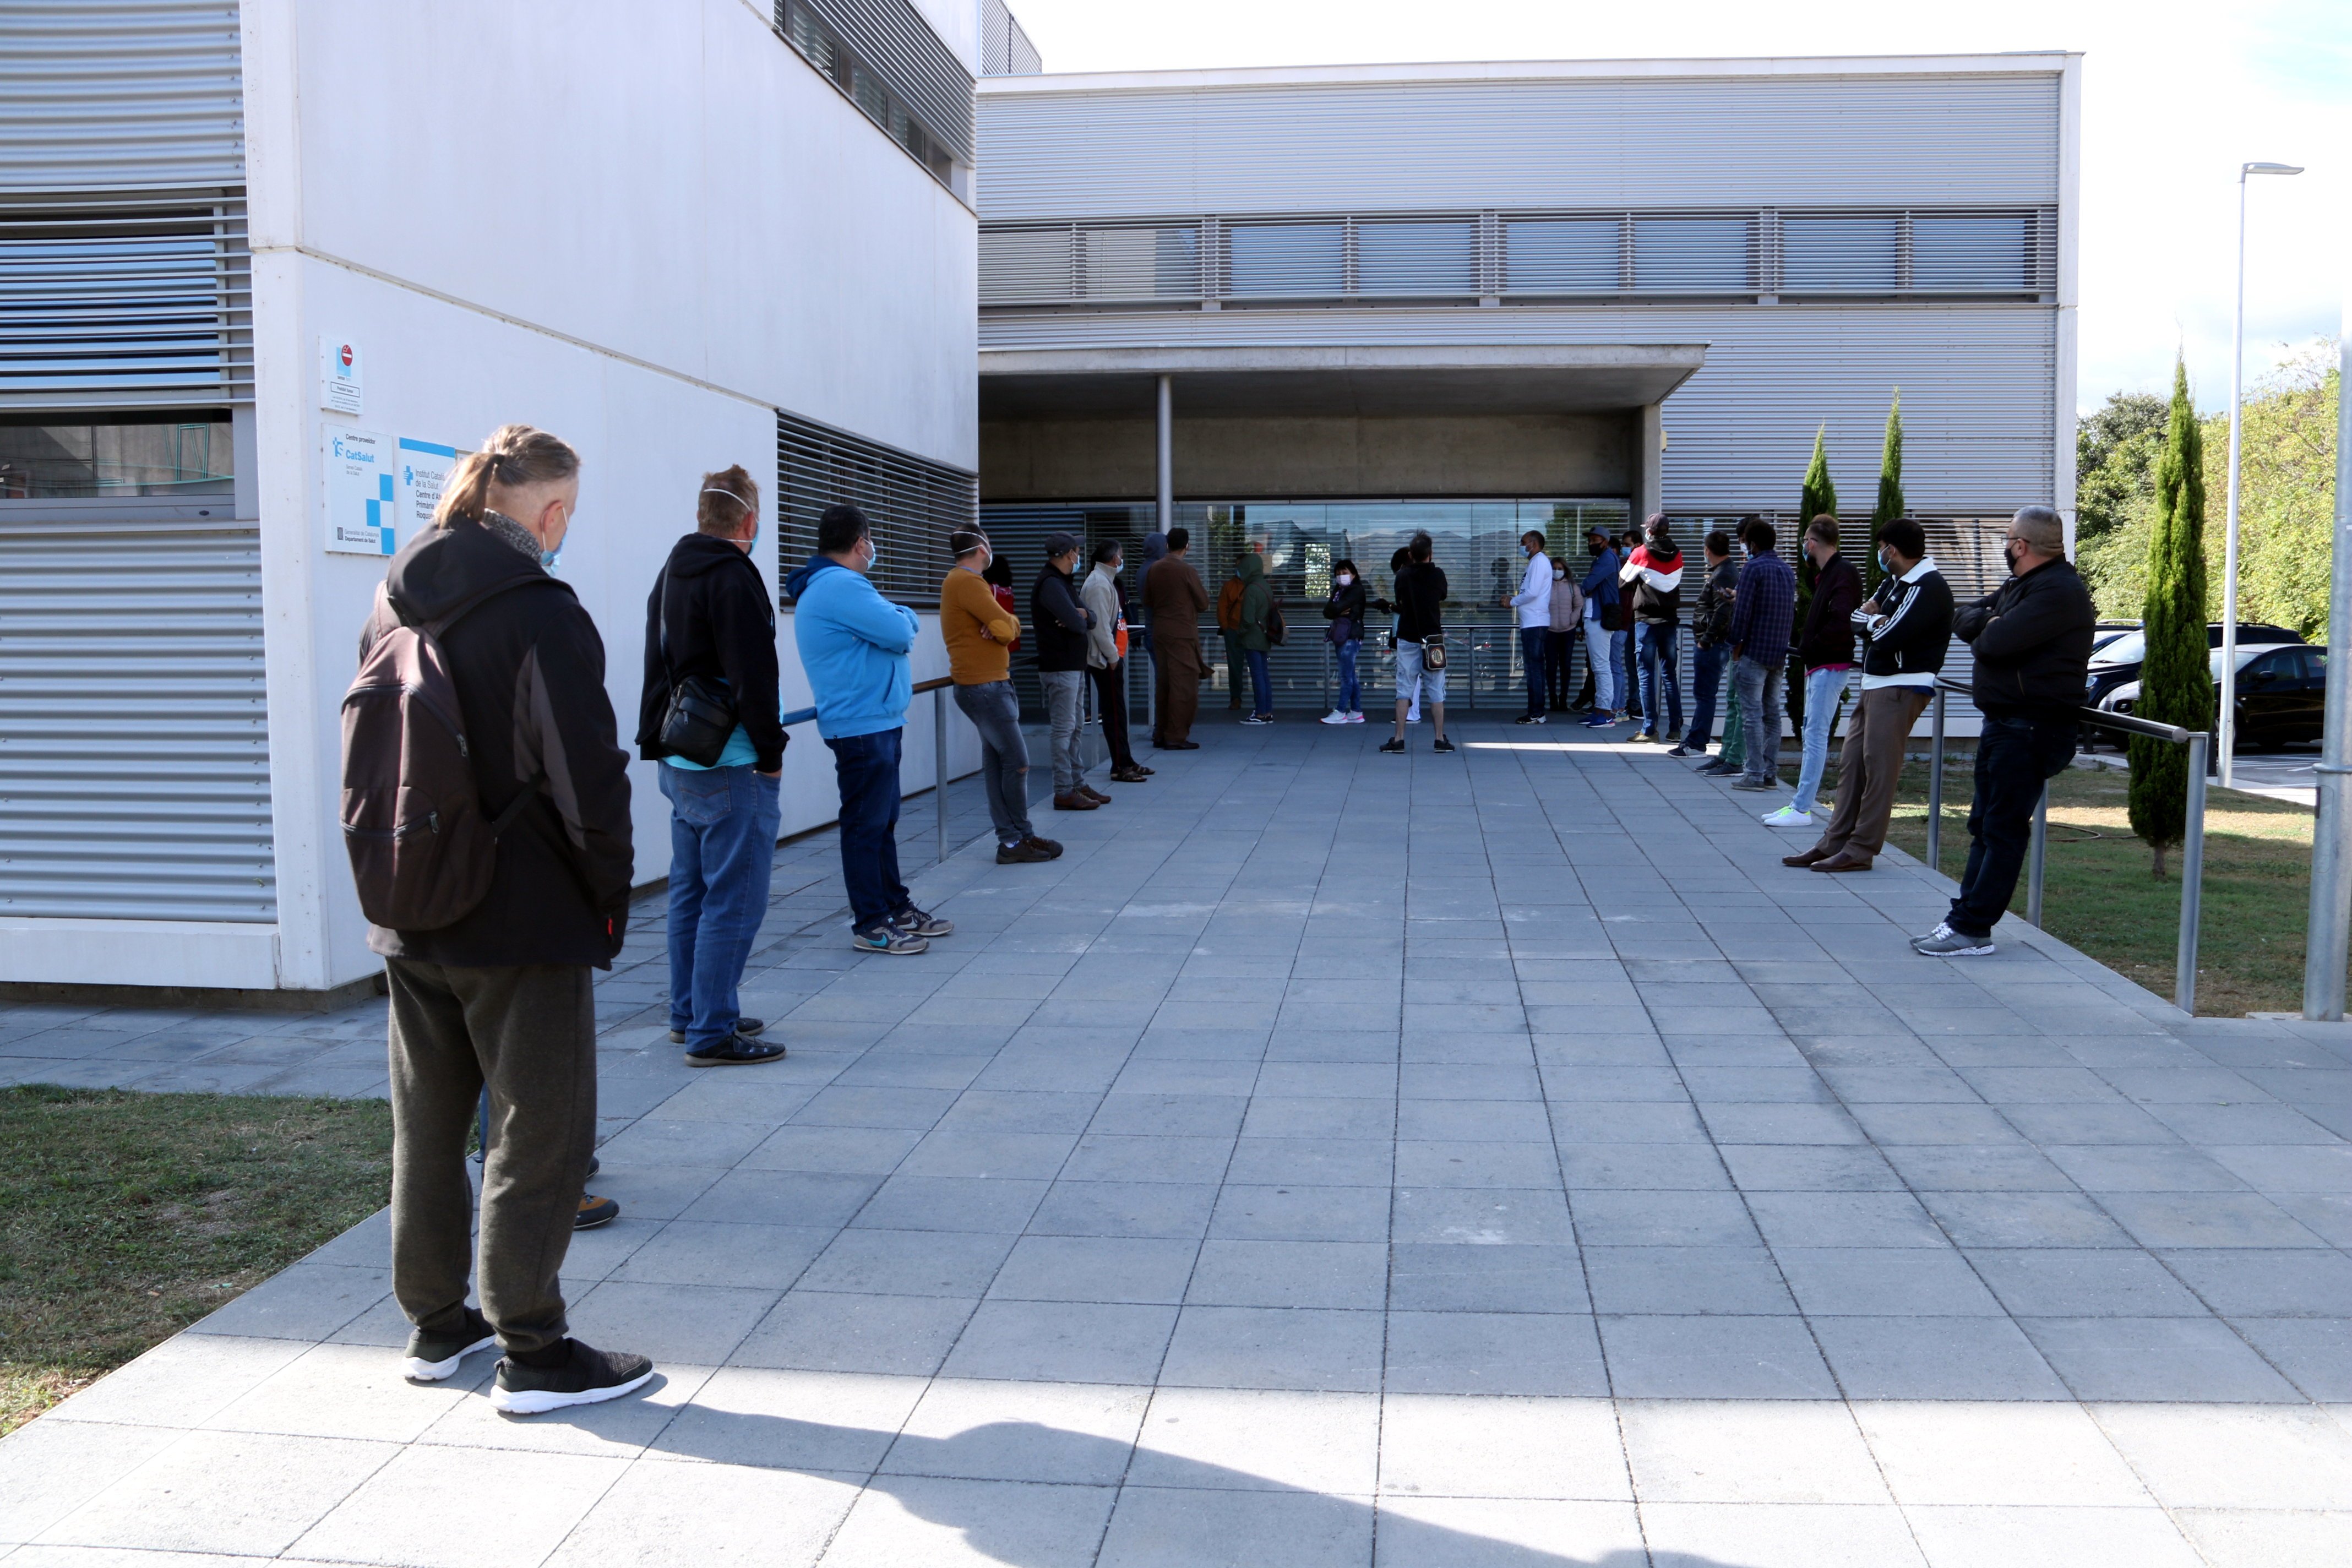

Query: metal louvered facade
[979,0,1041,78]
[778,0,974,168]
[0,509,275,921]
[777,410,977,605]
[0,1,246,193]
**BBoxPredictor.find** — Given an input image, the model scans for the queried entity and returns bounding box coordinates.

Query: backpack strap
[488,775,546,837]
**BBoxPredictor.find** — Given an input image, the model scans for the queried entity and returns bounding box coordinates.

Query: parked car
[2091,620,2140,657]
[2097,644,2329,750]
[2084,622,2302,708]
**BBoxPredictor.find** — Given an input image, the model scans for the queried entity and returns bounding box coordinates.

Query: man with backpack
[1234,549,1276,723]
[636,466,789,1067]
[343,424,649,1414]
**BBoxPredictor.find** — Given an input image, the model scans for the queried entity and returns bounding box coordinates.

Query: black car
[2084,622,2302,708]
[2098,644,2330,750]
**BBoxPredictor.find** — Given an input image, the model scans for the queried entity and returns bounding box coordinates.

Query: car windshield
[2094,631,2146,665]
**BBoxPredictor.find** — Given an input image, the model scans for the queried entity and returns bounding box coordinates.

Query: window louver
[780,0,973,166]
[776,411,974,607]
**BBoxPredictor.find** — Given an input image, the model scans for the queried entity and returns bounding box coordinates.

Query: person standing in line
[1727,519,1797,793]
[1082,538,1151,782]
[1321,555,1369,724]
[1787,519,1952,874]
[1144,525,1210,749]
[1545,552,1582,713]
[1217,559,1248,711]
[354,424,650,1413]
[940,528,1060,864]
[1381,530,1454,754]
[786,504,953,954]
[1234,548,1275,724]
[1386,546,1419,723]
[1673,529,1739,760]
[981,549,1020,645]
[1914,506,2094,956]
[1504,528,1553,726]
[636,465,789,1068]
[1579,524,1625,728]
[1765,515,1865,828]
[1618,524,1647,726]
[1623,515,1686,745]
[1031,532,1104,812]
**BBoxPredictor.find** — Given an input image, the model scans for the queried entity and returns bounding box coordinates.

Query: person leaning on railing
[1911,505,2096,957]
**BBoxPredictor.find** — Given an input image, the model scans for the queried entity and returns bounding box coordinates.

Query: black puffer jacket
[360,517,633,967]
[636,533,785,772]
[1954,557,2097,717]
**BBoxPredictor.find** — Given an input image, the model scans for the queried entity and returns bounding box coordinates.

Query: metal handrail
[781,674,962,863]
[1924,679,2209,1014]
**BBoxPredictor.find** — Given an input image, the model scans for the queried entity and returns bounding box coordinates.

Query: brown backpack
[340,580,539,930]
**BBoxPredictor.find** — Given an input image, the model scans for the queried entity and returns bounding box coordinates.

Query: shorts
[1395,639,1446,706]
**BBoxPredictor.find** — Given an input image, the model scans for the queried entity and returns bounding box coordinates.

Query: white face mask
[1335,573,1353,586]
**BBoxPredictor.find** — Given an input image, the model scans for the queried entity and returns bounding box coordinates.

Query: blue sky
[1004,0,2348,415]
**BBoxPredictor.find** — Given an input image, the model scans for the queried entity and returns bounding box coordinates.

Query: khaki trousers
[1811,685,1934,861]
[1155,636,1204,744]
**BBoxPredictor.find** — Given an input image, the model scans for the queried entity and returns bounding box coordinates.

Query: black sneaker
[490,1339,655,1415]
[1379,737,1406,754]
[998,839,1055,863]
[892,905,954,939]
[669,1017,765,1046]
[684,1037,788,1067]
[575,1193,619,1229]
[1514,714,1547,726]
[402,1308,495,1383]
[1433,737,1456,754]
[586,1155,600,1179]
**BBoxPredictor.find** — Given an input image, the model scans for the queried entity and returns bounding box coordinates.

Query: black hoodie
[358,516,634,967]
[636,533,785,771]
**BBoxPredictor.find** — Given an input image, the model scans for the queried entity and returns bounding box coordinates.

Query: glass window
[1913,215,2029,290]
[1781,215,1899,291]
[1633,217,1752,291]
[1081,226,1201,300]
[1227,224,1344,296]
[1505,219,1619,292]
[1354,219,1476,295]
[0,416,233,499]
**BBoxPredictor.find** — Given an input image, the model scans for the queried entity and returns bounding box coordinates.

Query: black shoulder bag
[655,568,742,767]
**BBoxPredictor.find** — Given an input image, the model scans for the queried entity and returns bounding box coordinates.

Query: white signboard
[396,437,458,538]
[318,336,364,415]
[323,426,396,555]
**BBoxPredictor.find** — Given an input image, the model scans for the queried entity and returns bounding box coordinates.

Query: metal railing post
[2177,732,2209,1015]
[935,683,950,865]
[1925,687,1947,873]
[2026,785,2048,928]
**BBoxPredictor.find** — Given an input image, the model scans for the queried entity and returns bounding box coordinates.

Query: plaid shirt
[1728,549,1796,664]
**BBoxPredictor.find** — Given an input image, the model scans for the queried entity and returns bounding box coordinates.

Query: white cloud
[1000,0,2349,414]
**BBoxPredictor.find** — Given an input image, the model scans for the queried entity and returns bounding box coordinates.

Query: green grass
[1866,757,2322,1016]
[0,1086,393,1436]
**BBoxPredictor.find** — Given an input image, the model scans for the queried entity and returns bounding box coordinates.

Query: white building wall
[234,0,977,991]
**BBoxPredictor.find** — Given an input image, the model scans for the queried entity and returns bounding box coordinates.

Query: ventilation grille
[776,411,975,607]
[0,0,246,192]
[0,189,253,410]
[783,0,973,164]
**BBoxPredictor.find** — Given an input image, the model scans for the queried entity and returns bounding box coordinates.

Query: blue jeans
[1246,649,1271,717]
[1520,627,1548,717]
[1583,616,1624,713]
[1336,639,1361,712]
[825,727,910,933]
[1793,666,1850,813]
[660,764,782,1052]
[1733,655,1786,785]
[1687,643,1728,747]
[1623,623,1644,717]
[1636,623,1684,734]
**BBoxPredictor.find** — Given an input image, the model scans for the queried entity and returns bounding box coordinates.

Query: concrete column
[1638,403,1664,522]
[1156,373,1173,533]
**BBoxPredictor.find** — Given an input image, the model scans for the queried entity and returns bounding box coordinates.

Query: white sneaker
[1320,710,1349,725]
[1407,712,1422,723]
[1346,712,1366,723]
[1761,805,1815,827]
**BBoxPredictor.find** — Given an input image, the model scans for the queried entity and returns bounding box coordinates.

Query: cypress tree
[1869,391,1904,593]
[1801,424,1838,521]
[2127,357,2214,878]
[1789,428,1838,728]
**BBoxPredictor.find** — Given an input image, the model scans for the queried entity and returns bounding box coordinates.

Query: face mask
[1336,573,1353,586]
[862,540,879,574]
[2004,539,2025,573]
[540,547,562,569]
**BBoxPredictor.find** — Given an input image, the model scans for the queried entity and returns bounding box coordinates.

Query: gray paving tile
[1597,1315,1839,1399]
[1027,1180,1220,1239]
[728,1290,976,1375]
[1772,1246,2003,1316]
[1582,1248,1798,1316]
[1385,1310,1609,1396]
[940,1299,1180,1384]
[1159,1305,1386,1392]
[1387,1244,1589,1313]
[1808,1314,2071,1400]
[2021,1316,2307,1402]
[1965,1248,2213,1318]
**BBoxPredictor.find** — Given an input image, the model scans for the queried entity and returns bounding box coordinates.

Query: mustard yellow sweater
[940,567,1019,685]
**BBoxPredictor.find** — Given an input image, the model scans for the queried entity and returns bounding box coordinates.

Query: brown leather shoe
[1782,848,1832,868]
[1052,791,1098,811]
[1080,785,1112,804]
[1810,851,1874,873]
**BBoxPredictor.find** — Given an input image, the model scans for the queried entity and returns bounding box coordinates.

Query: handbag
[1422,634,1448,671]
[655,568,743,767]
[1325,614,1355,646]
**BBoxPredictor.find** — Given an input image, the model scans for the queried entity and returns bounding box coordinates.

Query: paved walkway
[5,720,2352,1567]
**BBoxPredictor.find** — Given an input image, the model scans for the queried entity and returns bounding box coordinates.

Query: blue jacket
[1581,547,1621,607]
[785,556,918,740]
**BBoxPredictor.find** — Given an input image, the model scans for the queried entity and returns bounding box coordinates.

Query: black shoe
[684,1037,788,1067]
[1379,737,1406,754]
[575,1193,619,1229]
[586,1154,600,1179]
[1021,834,1064,858]
[491,1339,655,1415]
[1433,737,1456,753]
[669,1017,765,1045]
[1665,744,1698,759]
[402,1308,495,1383]
[998,839,1055,863]
[1514,714,1547,726]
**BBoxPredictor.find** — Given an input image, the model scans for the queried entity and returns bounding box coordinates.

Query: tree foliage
[1869,391,1904,592]
[2127,358,2216,877]
[1789,427,1838,722]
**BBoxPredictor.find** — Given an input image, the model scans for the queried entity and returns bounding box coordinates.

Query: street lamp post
[2220,160,2304,788]
[2302,308,2352,1020]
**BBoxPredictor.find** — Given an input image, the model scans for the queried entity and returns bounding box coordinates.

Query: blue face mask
[863,541,879,574]
[541,547,562,569]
